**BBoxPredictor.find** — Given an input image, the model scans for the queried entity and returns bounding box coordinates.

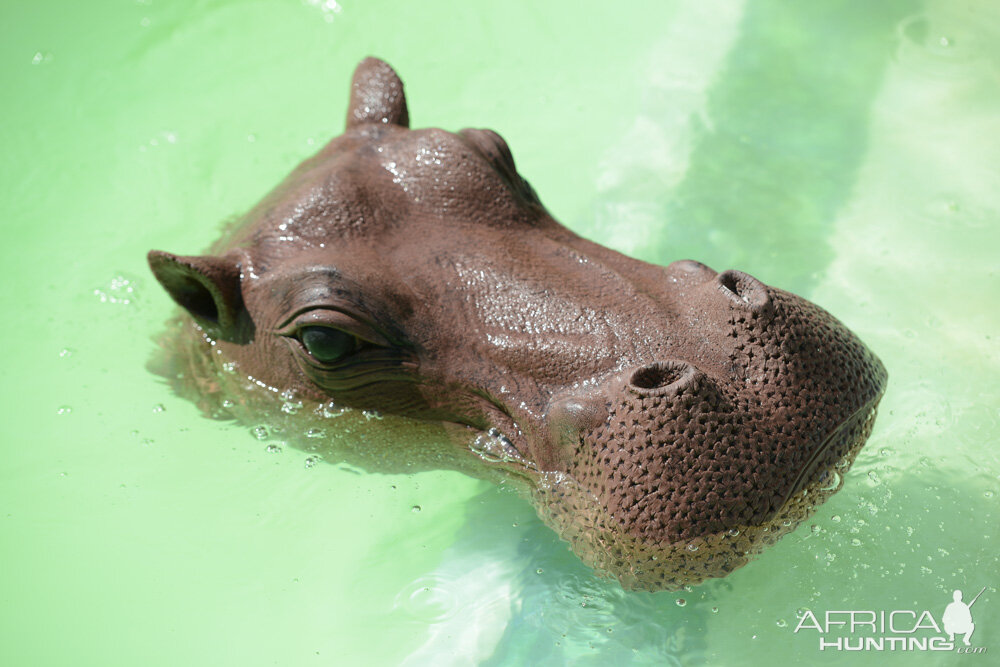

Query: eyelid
[275,309,390,347]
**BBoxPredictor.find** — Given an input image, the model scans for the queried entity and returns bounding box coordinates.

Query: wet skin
[149,58,887,590]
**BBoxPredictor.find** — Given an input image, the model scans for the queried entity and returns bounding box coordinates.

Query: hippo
[148,57,887,591]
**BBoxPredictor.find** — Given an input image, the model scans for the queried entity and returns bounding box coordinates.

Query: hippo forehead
[242,124,541,256]
[149,57,887,590]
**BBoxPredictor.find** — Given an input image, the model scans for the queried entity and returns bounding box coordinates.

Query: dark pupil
[299,326,355,363]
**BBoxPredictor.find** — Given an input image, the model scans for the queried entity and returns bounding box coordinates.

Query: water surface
[2,1,998,665]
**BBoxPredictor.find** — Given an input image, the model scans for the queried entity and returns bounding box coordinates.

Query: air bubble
[820,471,842,491]
[394,575,457,623]
[266,444,282,454]
[252,425,269,440]
[94,274,138,305]
[470,429,520,464]
[686,543,698,552]
[675,598,686,607]
[56,405,72,415]
[152,404,165,413]
[322,402,348,418]
[411,505,422,513]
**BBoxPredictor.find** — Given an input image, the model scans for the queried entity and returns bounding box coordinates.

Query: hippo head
[148,58,887,591]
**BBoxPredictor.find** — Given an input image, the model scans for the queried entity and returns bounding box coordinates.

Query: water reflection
[594,0,917,294]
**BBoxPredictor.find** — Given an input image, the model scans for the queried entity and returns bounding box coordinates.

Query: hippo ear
[346,57,410,129]
[147,250,247,342]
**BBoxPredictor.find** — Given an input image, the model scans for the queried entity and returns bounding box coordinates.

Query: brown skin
[149,58,887,590]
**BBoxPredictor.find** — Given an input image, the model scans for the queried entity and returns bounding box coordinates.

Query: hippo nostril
[717,270,772,314]
[628,361,697,396]
[667,259,717,279]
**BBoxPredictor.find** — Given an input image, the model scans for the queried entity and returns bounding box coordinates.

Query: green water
[2,0,998,665]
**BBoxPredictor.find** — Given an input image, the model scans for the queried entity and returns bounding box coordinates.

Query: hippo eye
[298,326,358,364]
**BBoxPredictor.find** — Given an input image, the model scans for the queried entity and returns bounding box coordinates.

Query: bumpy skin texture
[148,58,887,591]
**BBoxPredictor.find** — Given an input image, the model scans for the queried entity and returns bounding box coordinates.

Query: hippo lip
[781,386,886,511]
[780,352,888,510]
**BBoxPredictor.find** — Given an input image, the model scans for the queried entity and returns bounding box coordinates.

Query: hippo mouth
[527,397,883,591]
[783,400,876,508]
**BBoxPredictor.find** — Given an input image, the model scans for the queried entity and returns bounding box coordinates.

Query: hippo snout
[534,273,886,589]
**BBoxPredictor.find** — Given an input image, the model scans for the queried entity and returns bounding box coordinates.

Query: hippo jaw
[148,57,887,591]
